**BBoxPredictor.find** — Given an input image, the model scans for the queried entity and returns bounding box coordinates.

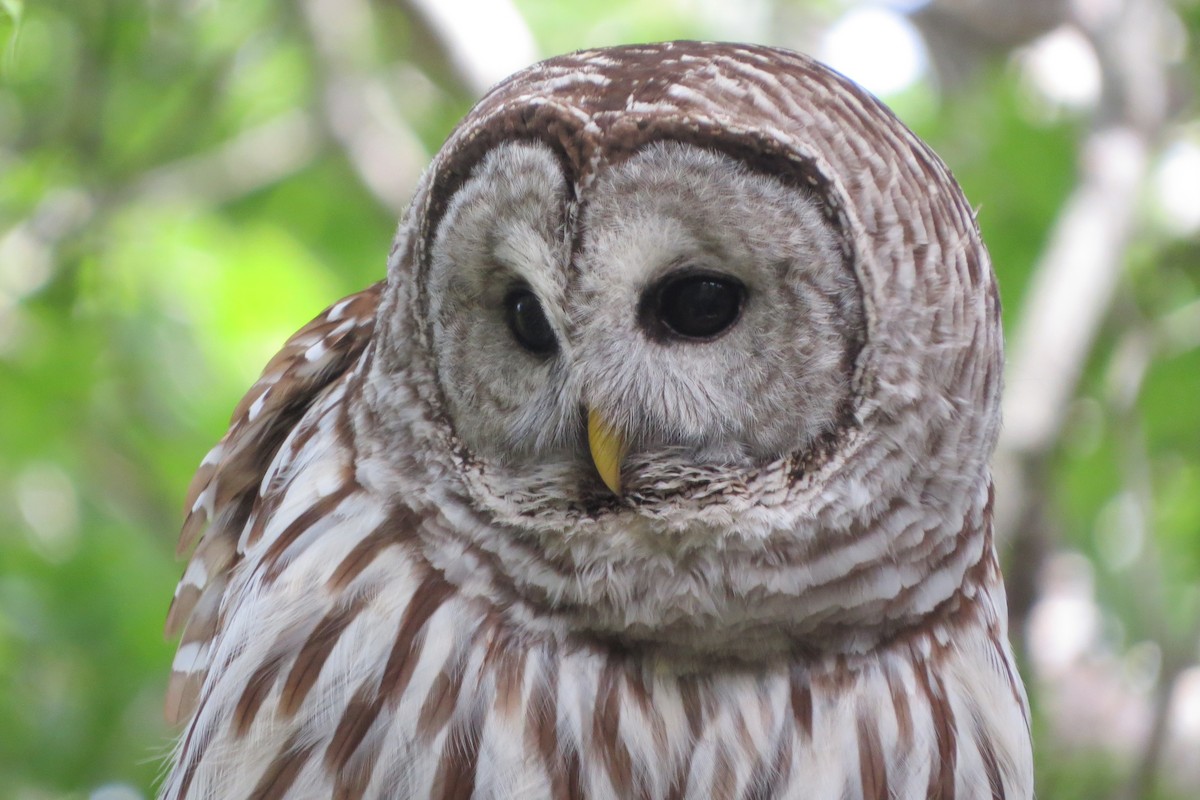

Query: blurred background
[2,0,1199,797]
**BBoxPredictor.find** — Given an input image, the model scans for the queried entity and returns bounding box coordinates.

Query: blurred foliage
[1,1,1198,798]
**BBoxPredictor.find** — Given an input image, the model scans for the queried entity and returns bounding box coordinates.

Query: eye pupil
[654,274,744,339]
[505,288,557,355]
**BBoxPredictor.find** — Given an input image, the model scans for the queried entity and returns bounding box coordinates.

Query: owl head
[358,42,1003,652]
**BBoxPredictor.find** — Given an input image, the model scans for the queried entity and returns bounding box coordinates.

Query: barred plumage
[162,42,1033,799]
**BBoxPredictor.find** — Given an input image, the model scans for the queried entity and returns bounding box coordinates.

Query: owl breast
[165,385,1028,799]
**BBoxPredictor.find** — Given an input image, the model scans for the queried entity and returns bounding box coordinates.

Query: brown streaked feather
[484,625,527,720]
[331,728,386,800]
[165,531,236,637]
[919,666,958,800]
[742,729,793,800]
[171,719,213,800]
[429,715,482,800]
[324,574,455,773]
[260,481,359,583]
[164,571,229,724]
[415,639,470,741]
[886,661,915,752]
[332,769,372,800]
[234,652,288,736]
[666,750,692,800]
[787,666,813,740]
[164,584,201,640]
[527,651,559,770]
[164,671,205,735]
[280,597,369,717]
[977,727,1007,800]
[326,689,386,775]
[678,674,707,741]
[592,660,634,796]
[556,742,584,800]
[711,743,736,799]
[380,574,455,704]
[249,736,318,800]
[856,713,888,800]
[165,283,381,726]
[326,506,419,590]
[527,651,586,800]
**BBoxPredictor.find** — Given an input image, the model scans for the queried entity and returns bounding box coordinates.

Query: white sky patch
[1027,552,1101,677]
[89,784,145,800]
[1171,666,1200,742]
[16,462,80,563]
[1152,138,1200,236]
[879,0,932,13]
[1094,491,1144,571]
[685,0,772,44]
[819,5,928,98]
[407,0,537,94]
[1018,25,1102,111]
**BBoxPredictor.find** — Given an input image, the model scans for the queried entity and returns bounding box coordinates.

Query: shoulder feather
[164,282,381,724]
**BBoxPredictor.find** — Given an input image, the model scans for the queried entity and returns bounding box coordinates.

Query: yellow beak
[587,408,626,495]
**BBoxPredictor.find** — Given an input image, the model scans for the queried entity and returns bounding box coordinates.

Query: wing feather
[164,282,381,725]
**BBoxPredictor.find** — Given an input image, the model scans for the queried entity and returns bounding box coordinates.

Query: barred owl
[162,42,1033,799]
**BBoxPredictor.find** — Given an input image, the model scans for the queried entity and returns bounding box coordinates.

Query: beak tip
[598,469,622,497]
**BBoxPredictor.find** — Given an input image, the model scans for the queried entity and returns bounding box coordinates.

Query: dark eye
[647,272,745,340]
[504,288,557,355]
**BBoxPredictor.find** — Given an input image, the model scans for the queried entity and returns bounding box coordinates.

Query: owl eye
[504,288,557,355]
[648,272,746,340]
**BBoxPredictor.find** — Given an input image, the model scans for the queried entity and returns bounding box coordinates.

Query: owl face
[359,43,1003,642]
[425,140,863,505]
